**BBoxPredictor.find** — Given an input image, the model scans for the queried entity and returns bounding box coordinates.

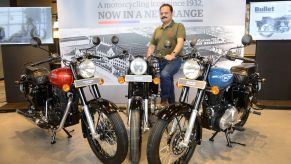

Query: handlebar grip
[226,54,255,63]
[237,56,255,63]
[242,57,255,62]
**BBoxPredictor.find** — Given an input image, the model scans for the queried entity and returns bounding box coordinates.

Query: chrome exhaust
[16,109,50,129]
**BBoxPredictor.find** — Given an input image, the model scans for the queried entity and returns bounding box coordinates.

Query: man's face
[160,6,172,24]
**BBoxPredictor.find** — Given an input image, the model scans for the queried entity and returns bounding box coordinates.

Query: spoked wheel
[130,110,141,164]
[84,111,128,164]
[147,113,198,164]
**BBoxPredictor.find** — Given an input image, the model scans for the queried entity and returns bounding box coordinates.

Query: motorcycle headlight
[78,59,95,78]
[183,59,203,79]
[130,58,147,75]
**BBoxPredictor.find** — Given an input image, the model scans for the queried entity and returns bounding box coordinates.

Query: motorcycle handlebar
[107,55,123,59]
[107,51,129,60]
[30,57,59,67]
[226,54,255,63]
[87,54,101,59]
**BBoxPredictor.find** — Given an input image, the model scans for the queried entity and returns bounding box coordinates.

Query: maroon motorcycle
[15,36,128,164]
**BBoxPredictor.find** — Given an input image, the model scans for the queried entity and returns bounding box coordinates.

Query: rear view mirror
[111,35,119,45]
[164,40,172,49]
[91,36,101,46]
[241,34,253,46]
[30,37,41,48]
[190,38,198,47]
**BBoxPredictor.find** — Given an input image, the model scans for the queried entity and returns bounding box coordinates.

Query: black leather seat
[230,63,256,76]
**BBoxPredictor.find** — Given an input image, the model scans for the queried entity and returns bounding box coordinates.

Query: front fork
[143,99,149,131]
[70,62,101,140]
[179,88,204,148]
[79,85,100,140]
[127,98,149,132]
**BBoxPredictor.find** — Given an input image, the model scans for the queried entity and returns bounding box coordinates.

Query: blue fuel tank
[208,67,233,89]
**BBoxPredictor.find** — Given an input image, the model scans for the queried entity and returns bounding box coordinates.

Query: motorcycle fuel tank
[208,67,233,89]
[48,68,73,87]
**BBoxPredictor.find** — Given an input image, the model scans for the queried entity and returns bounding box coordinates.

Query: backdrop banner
[57,0,246,102]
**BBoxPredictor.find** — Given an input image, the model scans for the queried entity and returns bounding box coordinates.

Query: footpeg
[252,111,261,115]
[252,103,265,110]
[233,126,245,131]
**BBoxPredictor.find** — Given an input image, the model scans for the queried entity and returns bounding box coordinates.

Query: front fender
[157,102,202,145]
[129,96,143,110]
[157,102,192,121]
[81,98,119,138]
[88,98,119,114]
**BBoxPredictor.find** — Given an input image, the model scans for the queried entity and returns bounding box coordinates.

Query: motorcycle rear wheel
[236,107,250,127]
[147,113,198,164]
[84,111,128,164]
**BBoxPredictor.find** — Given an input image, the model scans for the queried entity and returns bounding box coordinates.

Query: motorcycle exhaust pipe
[16,109,50,129]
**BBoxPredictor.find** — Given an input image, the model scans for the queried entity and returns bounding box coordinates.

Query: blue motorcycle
[147,35,265,163]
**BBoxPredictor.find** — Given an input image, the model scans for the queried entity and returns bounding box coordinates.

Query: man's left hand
[165,54,175,61]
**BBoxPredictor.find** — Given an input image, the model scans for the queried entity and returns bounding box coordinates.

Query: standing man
[147,3,186,106]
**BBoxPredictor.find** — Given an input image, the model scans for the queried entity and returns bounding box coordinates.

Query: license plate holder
[178,78,206,89]
[125,75,152,82]
[74,78,101,88]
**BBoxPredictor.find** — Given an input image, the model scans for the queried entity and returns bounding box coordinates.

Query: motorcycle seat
[230,63,256,76]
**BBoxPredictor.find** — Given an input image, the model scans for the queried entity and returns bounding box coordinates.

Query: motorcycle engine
[203,104,239,131]
[219,106,239,130]
[202,92,239,131]
[47,87,80,127]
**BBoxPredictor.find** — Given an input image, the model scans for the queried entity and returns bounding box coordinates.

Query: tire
[84,111,128,164]
[147,113,198,164]
[236,107,250,127]
[130,110,141,164]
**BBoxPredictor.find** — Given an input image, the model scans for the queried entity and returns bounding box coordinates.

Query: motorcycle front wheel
[147,113,198,164]
[130,109,141,164]
[83,111,128,164]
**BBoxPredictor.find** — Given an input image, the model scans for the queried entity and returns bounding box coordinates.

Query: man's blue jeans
[159,57,182,104]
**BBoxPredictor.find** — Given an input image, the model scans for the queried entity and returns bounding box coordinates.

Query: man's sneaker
[160,98,169,108]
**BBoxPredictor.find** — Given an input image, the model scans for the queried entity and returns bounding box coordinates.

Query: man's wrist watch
[171,51,176,56]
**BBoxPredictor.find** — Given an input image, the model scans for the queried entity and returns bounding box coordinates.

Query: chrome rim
[159,116,190,163]
[94,112,117,157]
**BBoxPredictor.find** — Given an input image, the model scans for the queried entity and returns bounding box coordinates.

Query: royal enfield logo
[255,6,275,13]
[221,74,233,82]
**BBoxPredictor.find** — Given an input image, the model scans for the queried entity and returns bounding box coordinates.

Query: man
[147,3,186,106]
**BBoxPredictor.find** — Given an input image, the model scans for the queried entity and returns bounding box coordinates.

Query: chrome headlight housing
[130,58,147,75]
[78,59,95,78]
[183,59,203,79]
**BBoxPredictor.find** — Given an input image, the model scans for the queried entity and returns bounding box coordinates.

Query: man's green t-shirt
[150,20,186,56]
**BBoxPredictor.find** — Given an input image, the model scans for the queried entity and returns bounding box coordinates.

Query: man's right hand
[146,53,152,58]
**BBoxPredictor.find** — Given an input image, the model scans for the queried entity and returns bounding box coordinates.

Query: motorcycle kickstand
[51,131,56,144]
[63,128,74,138]
[224,130,246,147]
[209,131,219,142]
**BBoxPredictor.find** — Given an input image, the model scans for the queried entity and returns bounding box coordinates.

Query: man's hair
[159,4,173,13]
